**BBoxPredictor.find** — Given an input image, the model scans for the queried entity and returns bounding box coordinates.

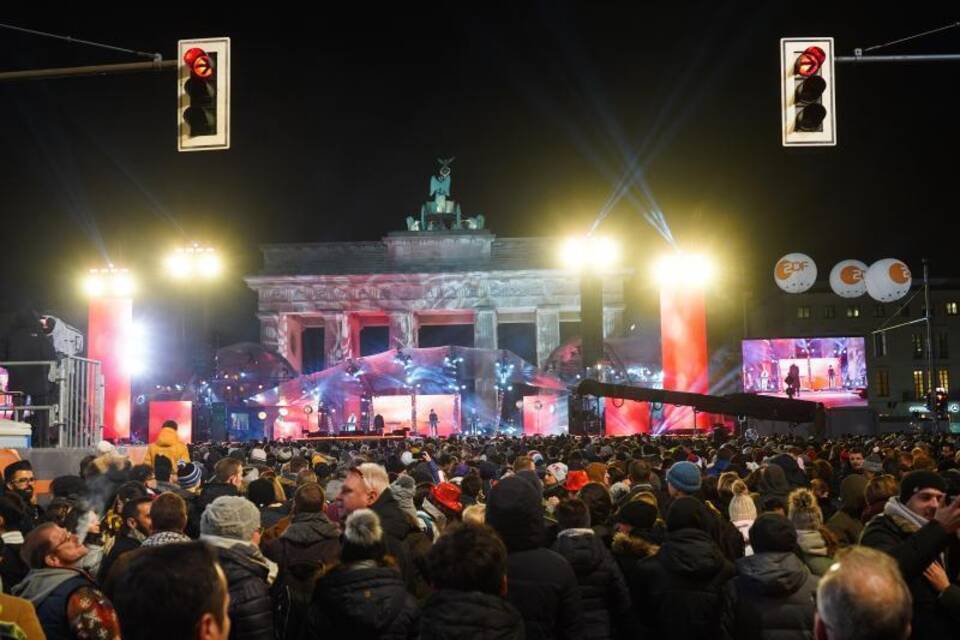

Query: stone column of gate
[388,311,418,351]
[257,313,280,353]
[323,313,356,366]
[536,305,561,369]
[473,307,499,426]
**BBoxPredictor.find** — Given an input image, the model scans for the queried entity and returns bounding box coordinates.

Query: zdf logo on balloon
[774,253,817,293]
[829,260,868,298]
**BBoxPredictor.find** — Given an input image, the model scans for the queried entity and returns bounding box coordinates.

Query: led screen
[742,337,867,408]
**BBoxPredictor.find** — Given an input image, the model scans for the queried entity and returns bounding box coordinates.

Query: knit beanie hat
[201,496,261,541]
[750,513,798,553]
[616,499,659,530]
[863,454,884,475]
[728,479,757,522]
[341,508,385,563]
[249,448,267,463]
[546,462,568,484]
[177,462,202,490]
[900,470,947,504]
[787,488,823,531]
[666,461,702,494]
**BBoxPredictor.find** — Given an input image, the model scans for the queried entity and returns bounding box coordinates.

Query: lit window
[846,305,860,318]
[823,305,836,319]
[914,370,927,400]
[947,302,958,316]
[939,369,950,391]
[876,369,890,397]
[797,306,811,319]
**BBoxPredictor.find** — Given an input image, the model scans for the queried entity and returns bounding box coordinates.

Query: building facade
[746,281,960,416]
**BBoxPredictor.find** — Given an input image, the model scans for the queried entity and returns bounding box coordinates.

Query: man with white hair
[339,463,428,596]
[814,546,912,640]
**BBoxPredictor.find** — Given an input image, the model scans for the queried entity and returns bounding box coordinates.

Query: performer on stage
[429,408,439,437]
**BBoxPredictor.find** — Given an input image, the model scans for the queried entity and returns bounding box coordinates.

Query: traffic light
[780,37,836,147]
[178,37,231,152]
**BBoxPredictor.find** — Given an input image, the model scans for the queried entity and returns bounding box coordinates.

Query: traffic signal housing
[178,37,231,151]
[780,37,836,147]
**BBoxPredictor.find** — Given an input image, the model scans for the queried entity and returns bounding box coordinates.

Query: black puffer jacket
[487,475,584,640]
[419,590,525,640]
[860,513,960,640]
[552,530,635,640]
[309,562,419,640]
[722,551,819,640]
[215,543,275,640]
[610,531,660,603]
[631,528,736,640]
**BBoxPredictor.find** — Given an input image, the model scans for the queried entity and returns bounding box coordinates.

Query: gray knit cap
[201,496,261,541]
[391,475,418,523]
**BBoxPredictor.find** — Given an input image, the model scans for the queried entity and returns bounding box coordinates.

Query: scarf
[201,534,279,585]
[883,497,929,533]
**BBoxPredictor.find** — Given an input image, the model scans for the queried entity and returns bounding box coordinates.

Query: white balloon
[774,253,817,293]
[865,259,912,302]
[829,260,868,298]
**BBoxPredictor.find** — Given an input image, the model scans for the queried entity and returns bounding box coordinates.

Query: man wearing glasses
[12,522,121,639]
[3,461,43,532]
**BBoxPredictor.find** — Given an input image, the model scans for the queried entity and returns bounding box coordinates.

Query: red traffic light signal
[781,38,836,146]
[178,38,230,152]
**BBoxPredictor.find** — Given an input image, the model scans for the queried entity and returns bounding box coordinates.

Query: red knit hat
[564,470,590,493]
[431,482,463,513]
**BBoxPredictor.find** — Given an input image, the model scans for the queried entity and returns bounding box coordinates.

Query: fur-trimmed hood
[611,531,659,559]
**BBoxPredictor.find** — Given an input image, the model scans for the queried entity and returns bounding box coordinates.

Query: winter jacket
[722,551,819,640]
[262,511,341,572]
[215,543,275,640]
[610,531,660,592]
[0,534,28,594]
[631,528,736,640]
[795,530,833,577]
[370,488,431,598]
[825,475,867,547]
[309,561,418,640]
[12,567,97,640]
[487,475,585,640]
[419,590,525,640]
[0,591,44,639]
[552,529,635,639]
[755,465,790,510]
[97,533,141,584]
[769,454,809,489]
[860,510,960,640]
[145,428,190,470]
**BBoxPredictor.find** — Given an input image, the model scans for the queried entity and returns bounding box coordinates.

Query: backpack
[273,541,326,640]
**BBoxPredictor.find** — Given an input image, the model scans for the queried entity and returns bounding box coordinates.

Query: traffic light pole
[836,53,960,63]
[923,259,937,432]
[0,60,176,82]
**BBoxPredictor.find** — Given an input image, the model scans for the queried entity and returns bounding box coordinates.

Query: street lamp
[163,243,222,280]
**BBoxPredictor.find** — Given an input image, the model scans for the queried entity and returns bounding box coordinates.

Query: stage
[755,390,866,409]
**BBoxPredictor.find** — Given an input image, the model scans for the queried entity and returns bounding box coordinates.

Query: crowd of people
[0,419,959,639]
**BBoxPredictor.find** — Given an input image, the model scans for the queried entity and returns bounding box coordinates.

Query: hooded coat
[722,551,819,640]
[755,465,790,510]
[769,455,809,490]
[145,427,190,470]
[486,475,585,640]
[552,529,635,640]
[419,590,525,640]
[630,501,736,640]
[309,561,419,640]
[825,474,867,546]
[370,487,431,599]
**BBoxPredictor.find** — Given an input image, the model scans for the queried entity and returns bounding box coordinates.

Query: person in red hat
[564,470,590,494]
[423,482,463,535]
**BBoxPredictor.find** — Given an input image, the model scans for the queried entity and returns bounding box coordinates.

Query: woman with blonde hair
[787,487,837,576]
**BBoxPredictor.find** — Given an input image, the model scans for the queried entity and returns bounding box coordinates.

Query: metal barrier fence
[57,356,104,448]
[0,357,103,448]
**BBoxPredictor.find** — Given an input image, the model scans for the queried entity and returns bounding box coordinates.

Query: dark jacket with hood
[215,543,275,640]
[631,498,736,640]
[769,455,809,490]
[487,474,585,640]
[370,487,431,598]
[610,530,661,595]
[552,529,635,640]
[419,590,525,640]
[824,474,867,546]
[722,551,819,640]
[196,481,239,516]
[309,561,419,640]
[755,465,790,510]
[860,508,960,640]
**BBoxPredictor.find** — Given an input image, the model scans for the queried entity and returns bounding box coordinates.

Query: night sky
[1,4,958,372]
